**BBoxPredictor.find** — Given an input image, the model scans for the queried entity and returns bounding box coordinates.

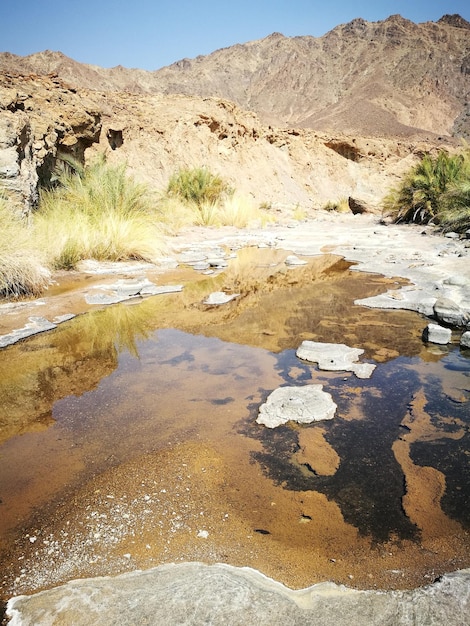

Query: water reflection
[0,248,469,597]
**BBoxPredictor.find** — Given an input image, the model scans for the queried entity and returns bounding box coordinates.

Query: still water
[0,248,469,598]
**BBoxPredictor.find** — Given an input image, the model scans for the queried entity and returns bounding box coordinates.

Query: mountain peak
[438,14,470,29]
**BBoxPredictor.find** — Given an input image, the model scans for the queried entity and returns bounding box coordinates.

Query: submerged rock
[85,279,183,305]
[204,291,240,305]
[0,316,57,348]
[296,340,376,379]
[6,563,470,626]
[256,385,336,428]
[285,255,307,266]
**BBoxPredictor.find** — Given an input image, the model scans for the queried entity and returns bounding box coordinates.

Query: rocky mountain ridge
[1,14,469,138]
[0,14,468,214]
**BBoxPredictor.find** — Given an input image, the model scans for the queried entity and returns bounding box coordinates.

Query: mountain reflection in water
[0,248,469,599]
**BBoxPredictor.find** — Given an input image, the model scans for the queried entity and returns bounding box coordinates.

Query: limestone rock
[85,279,183,305]
[204,291,239,305]
[6,563,470,626]
[433,297,468,327]
[423,323,452,345]
[256,385,337,428]
[296,340,376,379]
[0,316,56,348]
[460,331,470,348]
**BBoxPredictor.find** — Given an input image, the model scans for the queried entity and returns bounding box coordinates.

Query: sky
[2,0,470,71]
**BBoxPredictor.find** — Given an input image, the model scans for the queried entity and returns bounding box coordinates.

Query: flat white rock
[257,385,336,428]
[296,340,376,379]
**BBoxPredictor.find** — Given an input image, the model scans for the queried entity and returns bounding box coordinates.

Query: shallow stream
[0,247,469,602]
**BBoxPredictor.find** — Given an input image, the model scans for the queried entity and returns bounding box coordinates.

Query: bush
[167,167,232,207]
[35,156,165,269]
[383,150,469,226]
[440,178,470,233]
[0,197,50,298]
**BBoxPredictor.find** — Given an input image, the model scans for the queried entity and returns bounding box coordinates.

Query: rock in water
[256,385,337,428]
[296,340,376,379]
[423,323,452,345]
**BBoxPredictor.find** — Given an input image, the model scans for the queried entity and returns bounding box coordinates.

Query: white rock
[204,291,239,305]
[423,323,452,345]
[460,331,470,349]
[285,255,307,266]
[257,385,337,428]
[296,340,376,379]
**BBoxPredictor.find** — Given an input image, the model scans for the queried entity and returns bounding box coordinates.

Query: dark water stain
[410,350,470,528]
[245,351,470,541]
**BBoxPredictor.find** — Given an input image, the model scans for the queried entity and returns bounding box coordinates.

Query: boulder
[423,323,452,345]
[460,331,470,349]
[348,197,376,215]
[433,297,468,327]
[256,385,337,428]
[296,340,376,379]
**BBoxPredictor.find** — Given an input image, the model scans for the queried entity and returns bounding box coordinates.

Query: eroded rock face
[0,73,101,211]
[6,563,470,626]
[256,385,337,428]
[0,70,457,215]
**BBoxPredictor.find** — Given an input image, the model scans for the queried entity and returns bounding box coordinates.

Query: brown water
[0,248,469,599]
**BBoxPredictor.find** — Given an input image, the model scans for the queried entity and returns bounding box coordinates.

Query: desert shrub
[323,197,350,213]
[167,167,232,207]
[0,196,50,297]
[35,156,164,269]
[218,195,268,227]
[383,150,469,225]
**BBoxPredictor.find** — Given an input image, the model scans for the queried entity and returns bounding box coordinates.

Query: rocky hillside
[1,14,468,215]
[1,14,469,138]
[1,71,449,215]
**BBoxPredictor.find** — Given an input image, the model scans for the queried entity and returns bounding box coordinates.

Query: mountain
[1,14,470,137]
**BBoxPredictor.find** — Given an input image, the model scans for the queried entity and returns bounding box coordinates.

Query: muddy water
[0,248,469,600]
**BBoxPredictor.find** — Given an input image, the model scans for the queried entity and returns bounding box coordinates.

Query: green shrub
[440,178,470,233]
[167,167,232,207]
[0,197,50,297]
[35,156,164,269]
[383,150,469,225]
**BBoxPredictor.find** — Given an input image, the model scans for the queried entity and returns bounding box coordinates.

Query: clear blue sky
[2,0,469,70]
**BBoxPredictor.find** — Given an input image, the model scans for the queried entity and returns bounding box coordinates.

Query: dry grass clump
[0,197,50,298]
[35,157,165,269]
[323,197,350,213]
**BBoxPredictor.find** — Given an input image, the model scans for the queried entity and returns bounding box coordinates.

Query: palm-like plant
[383,151,466,225]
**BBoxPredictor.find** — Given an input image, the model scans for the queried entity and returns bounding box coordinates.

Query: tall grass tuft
[167,167,232,207]
[35,156,165,269]
[0,197,50,298]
